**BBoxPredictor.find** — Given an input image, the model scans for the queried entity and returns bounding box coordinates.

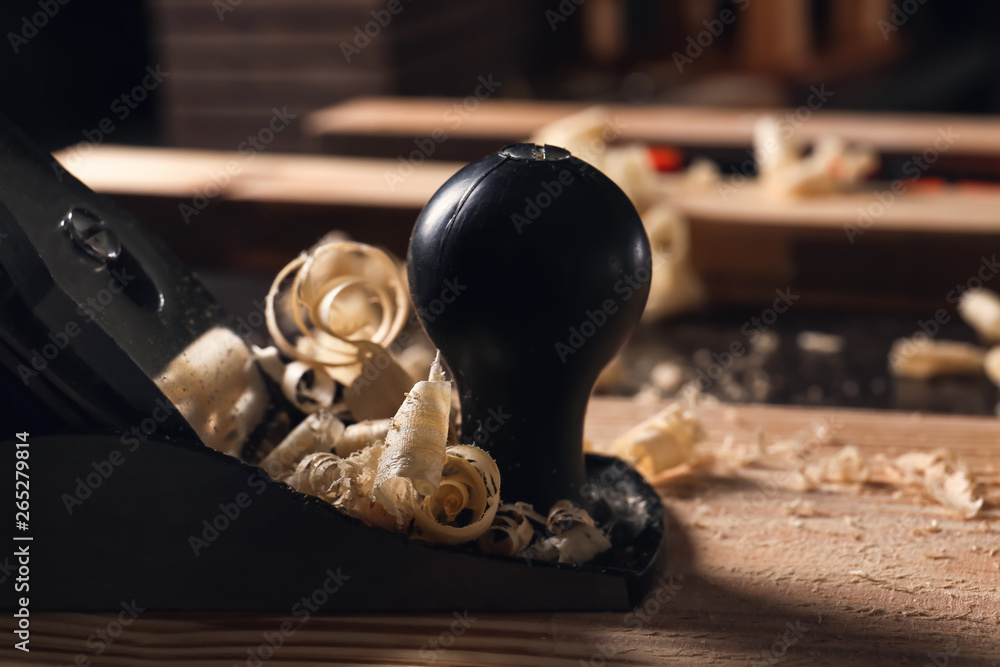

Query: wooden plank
[3,399,998,665]
[56,145,1000,228]
[303,97,1000,157]
[671,180,1000,234]
[53,145,459,209]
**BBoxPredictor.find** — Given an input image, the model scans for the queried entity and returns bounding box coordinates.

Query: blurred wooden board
[3,399,998,665]
[55,145,1000,230]
[54,145,1000,310]
[304,96,1000,156]
[54,145,459,209]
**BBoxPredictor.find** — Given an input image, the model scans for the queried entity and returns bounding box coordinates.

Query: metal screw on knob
[62,207,121,262]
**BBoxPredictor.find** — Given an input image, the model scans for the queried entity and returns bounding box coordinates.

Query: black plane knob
[407,144,651,509]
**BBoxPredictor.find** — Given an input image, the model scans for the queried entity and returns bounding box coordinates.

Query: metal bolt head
[62,208,121,262]
[500,143,571,162]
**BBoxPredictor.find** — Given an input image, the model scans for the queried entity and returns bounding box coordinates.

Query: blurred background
[3,0,1000,417]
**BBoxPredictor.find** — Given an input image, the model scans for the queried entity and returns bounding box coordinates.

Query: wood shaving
[411,445,501,544]
[754,118,877,198]
[335,418,392,457]
[292,445,407,532]
[796,331,844,355]
[157,327,269,456]
[532,523,612,565]
[260,410,345,481]
[286,357,503,543]
[983,346,1000,387]
[640,203,705,321]
[478,500,610,565]
[889,451,983,519]
[958,288,1000,342]
[375,353,451,503]
[264,240,408,386]
[650,361,685,394]
[888,337,985,378]
[611,398,704,477]
[802,445,869,484]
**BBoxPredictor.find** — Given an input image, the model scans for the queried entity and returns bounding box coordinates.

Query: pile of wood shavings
[604,389,986,520]
[247,237,611,563]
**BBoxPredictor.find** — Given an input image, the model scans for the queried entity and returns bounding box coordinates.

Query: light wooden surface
[56,145,1000,234]
[304,96,1000,156]
[54,145,459,209]
[4,399,998,665]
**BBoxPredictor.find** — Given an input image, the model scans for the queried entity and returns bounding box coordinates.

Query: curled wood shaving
[753,118,877,198]
[479,501,611,565]
[157,327,269,456]
[478,502,546,555]
[292,445,409,531]
[802,445,869,485]
[611,399,704,477]
[983,346,1000,387]
[547,499,596,535]
[889,337,985,378]
[265,240,407,386]
[536,524,613,565]
[478,515,535,555]
[889,451,983,519]
[335,418,392,457]
[284,353,503,544]
[959,288,1000,342]
[254,344,339,414]
[281,361,335,413]
[411,445,501,544]
[374,353,451,502]
[259,410,345,481]
[641,204,705,321]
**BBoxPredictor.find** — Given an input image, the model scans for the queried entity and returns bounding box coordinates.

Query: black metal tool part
[2,434,662,611]
[408,144,653,509]
[0,125,665,612]
[0,112,231,439]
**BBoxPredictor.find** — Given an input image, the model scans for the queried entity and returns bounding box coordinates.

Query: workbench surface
[3,398,997,666]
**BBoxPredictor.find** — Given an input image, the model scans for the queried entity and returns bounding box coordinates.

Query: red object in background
[907,177,946,194]
[647,145,683,172]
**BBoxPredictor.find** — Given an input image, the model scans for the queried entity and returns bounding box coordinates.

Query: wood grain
[3,399,998,665]
[54,145,1000,231]
[304,96,1000,157]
